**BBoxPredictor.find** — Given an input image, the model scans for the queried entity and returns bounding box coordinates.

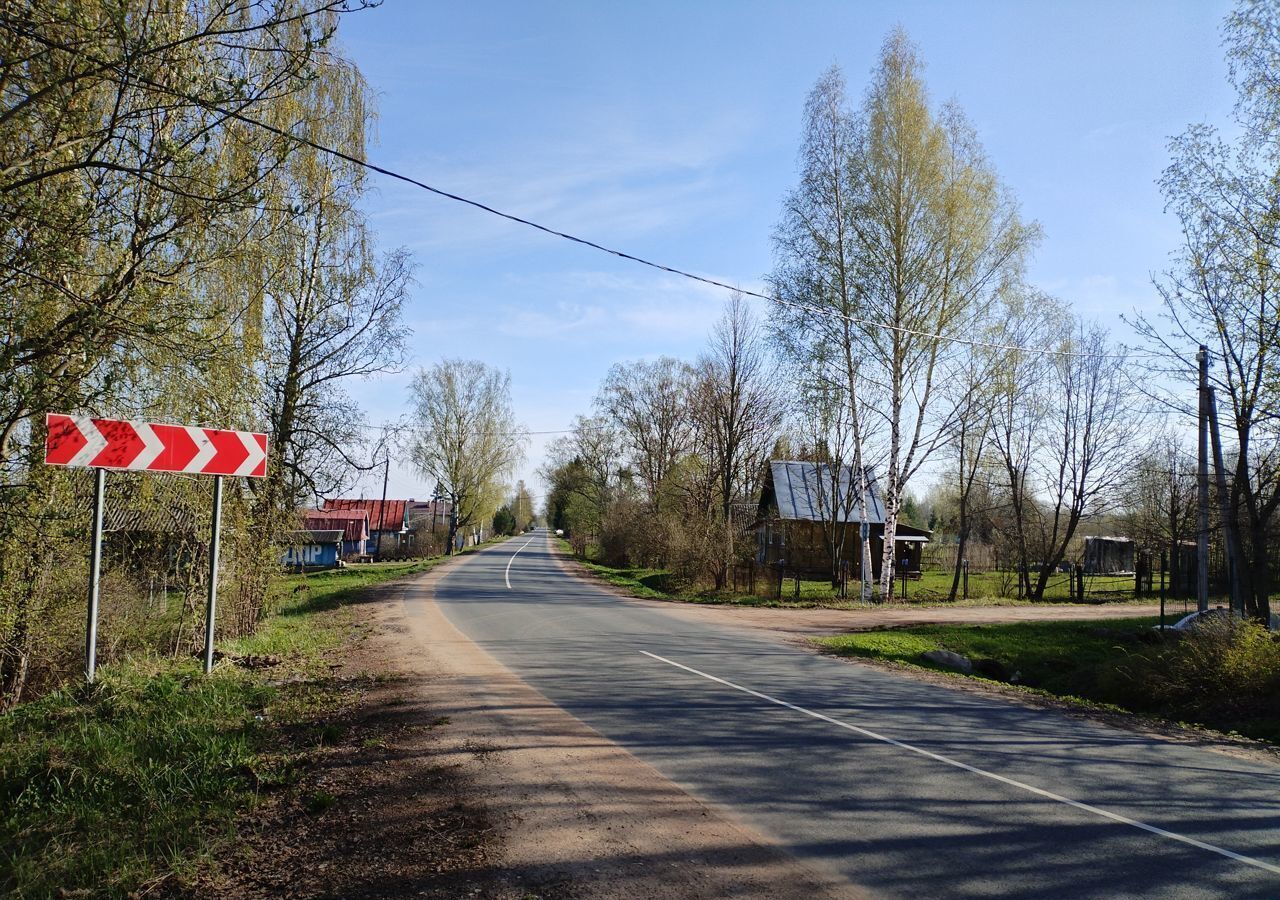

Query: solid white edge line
[638,649,1280,876]
[504,535,538,590]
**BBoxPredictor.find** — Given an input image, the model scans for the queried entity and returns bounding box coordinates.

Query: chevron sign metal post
[44,414,269,682]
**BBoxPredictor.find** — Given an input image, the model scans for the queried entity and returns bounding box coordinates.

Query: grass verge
[815,617,1280,744]
[559,540,1154,610]
[0,547,495,898]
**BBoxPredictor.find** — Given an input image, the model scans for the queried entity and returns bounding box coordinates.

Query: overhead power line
[122,71,1156,363]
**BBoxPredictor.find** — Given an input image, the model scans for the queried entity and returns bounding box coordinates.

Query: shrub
[1100,619,1280,729]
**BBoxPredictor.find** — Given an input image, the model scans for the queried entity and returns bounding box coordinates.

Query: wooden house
[755,460,931,579]
[303,508,369,558]
[323,498,410,557]
[280,529,343,570]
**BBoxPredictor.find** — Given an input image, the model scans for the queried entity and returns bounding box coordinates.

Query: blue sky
[335,0,1235,503]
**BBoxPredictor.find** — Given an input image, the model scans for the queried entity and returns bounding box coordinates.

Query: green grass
[817,617,1161,696]
[816,617,1280,743]
[560,540,1154,610]
[0,547,497,898]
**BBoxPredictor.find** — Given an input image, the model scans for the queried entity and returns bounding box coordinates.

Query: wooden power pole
[1196,345,1210,613]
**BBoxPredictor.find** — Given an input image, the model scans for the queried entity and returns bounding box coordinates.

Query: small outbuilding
[1083,536,1135,575]
[755,460,931,579]
[280,529,344,570]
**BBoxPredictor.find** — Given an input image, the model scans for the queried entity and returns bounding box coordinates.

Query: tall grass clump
[1101,619,1280,740]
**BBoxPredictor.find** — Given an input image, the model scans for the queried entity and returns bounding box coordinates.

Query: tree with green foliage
[407,359,524,555]
[1133,0,1280,624]
[0,0,393,706]
[492,504,517,537]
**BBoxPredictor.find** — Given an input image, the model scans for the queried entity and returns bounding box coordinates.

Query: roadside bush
[599,497,646,568]
[1100,619,1280,735]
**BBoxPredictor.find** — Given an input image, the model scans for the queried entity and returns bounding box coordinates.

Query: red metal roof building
[302,509,369,557]
[322,499,410,534]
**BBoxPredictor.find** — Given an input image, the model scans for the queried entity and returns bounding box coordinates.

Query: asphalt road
[425,531,1280,899]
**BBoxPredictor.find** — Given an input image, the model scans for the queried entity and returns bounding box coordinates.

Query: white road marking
[504,536,538,590]
[639,649,1280,876]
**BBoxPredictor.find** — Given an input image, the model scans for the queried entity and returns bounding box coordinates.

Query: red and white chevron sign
[44,414,268,478]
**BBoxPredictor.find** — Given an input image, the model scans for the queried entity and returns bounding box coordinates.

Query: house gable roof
[763,460,887,524]
[281,529,344,545]
[323,498,410,532]
[303,509,369,542]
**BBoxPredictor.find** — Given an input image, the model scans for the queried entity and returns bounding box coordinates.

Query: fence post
[1159,550,1167,631]
[962,559,969,600]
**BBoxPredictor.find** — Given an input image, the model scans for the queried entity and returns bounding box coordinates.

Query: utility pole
[448,492,458,555]
[1207,388,1245,616]
[1196,345,1210,613]
[375,455,390,561]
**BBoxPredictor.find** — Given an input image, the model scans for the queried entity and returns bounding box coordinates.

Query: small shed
[1083,536,1135,575]
[280,529,343,570]
[755,460,931,579]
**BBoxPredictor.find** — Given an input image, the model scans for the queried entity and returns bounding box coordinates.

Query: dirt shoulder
[212,546,866,900]
[554,551,1164,640]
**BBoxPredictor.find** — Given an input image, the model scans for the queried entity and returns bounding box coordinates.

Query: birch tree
[1130,0,1280,623]
[770,66,878,596]
[845,31,1038,596]
[408,360,524,553]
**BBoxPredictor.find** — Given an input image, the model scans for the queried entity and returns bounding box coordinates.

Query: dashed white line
[504,535,538,590]
[639,649,1280,876]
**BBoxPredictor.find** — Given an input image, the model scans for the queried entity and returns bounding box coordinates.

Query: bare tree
[1124,437,1198,599]
[1025,323,1144,599]
[694,293,785,522]
[941,343,999,601]
[988,290,1064,596]
[1129,1,1280,622]
[596,357,695,511]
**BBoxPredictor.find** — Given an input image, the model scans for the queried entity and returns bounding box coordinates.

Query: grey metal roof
[281,529,343,544]
[768,460,886,524]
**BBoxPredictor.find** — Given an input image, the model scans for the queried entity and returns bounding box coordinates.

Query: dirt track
[555,554,1166,641]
